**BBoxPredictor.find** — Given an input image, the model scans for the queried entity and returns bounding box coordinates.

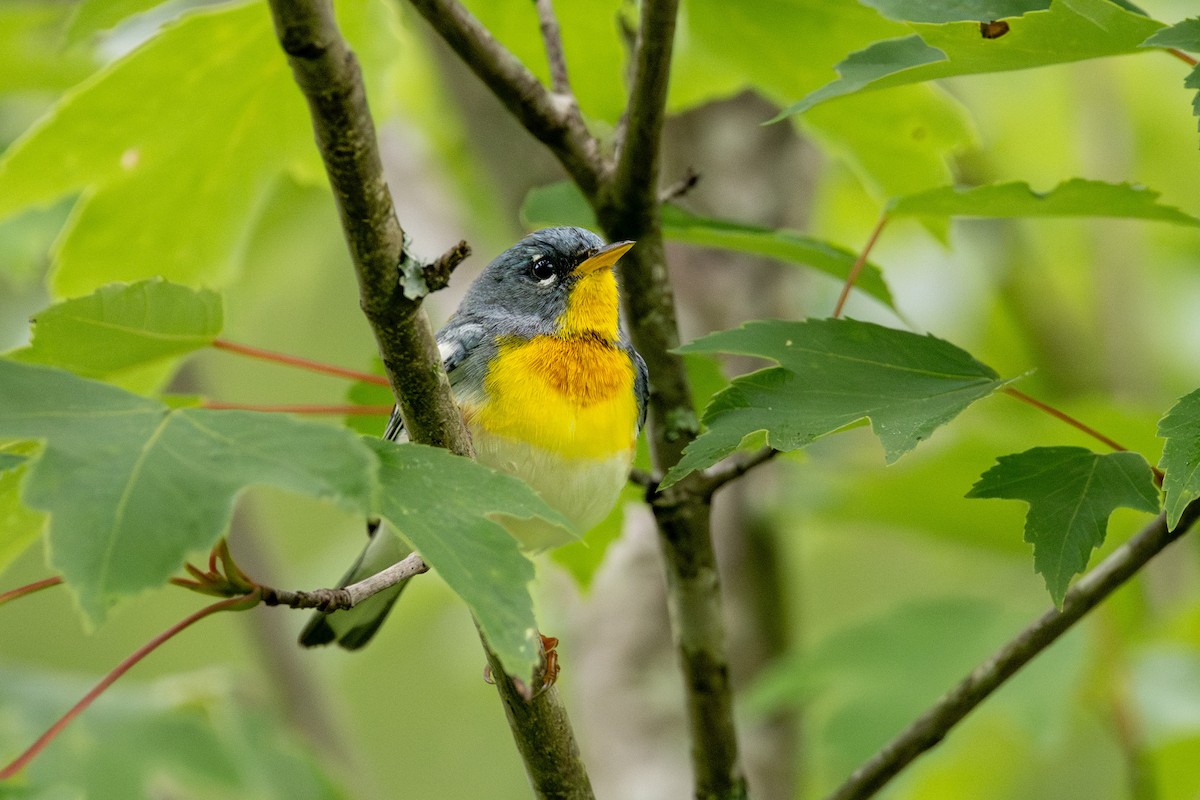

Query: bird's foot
[483,634,561,698]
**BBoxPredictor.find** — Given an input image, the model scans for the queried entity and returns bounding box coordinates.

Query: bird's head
[464,227,635,340]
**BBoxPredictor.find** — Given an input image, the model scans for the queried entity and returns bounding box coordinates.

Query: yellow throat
[471,267,638,461]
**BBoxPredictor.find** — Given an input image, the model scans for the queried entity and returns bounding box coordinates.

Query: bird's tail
[298,522,412,650]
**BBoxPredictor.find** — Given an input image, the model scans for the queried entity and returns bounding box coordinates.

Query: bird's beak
[573,240,635,277]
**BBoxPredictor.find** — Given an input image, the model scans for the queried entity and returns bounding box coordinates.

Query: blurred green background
[3,0,1200,798]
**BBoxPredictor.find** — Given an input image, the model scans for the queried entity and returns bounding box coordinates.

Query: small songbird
[301,227,648,649]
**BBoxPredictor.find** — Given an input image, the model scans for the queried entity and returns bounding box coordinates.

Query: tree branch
[404,0,604,195]
[534,0,573,98]
[267,4,593,796]
[608,0,679,222]
[700,447,779,498]
[425,238,472,293]
[267,0,472,456]
[260,552,430,611]
[826,499,1200,800]
[594,3,749,797]
[650,488,748,800]
[483,637,596,800]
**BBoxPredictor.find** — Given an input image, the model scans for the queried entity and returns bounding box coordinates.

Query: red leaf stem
[833,213,890,319]
[211,338,390,386]
[0,577,63,608]
[201,402,393,415]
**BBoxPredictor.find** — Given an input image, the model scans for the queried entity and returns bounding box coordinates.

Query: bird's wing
[382,320,488,442]
[631,347,649,434]
[302,320,491,650]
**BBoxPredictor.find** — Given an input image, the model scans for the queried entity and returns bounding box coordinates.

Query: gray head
[457,227,634,340]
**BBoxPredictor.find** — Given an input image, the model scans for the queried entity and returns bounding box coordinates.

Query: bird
[300,226,648,649]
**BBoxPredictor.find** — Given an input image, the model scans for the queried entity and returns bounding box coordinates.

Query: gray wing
[299,321,491,650]
[382,319,489,442]
[631,346,649,433]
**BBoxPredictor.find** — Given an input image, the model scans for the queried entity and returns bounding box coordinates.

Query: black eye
[530,259,555,282]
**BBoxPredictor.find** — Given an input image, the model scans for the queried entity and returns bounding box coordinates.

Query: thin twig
[405,0,603,195]
[825,500,1200,800]
[0,594,251,779]
[627,466,659,490]
[658,166,700,203]
[212,339,390,386]
[262,552,429,610]
[534,0,573,97]
[425,239,472,293]
[0,576,63,607]
[833,213,889,319]
[701,447,779,498]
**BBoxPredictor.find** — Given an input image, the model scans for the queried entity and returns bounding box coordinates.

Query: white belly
[471,426,632,551]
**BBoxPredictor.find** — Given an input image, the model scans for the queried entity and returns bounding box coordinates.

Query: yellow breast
[471,335,638,460]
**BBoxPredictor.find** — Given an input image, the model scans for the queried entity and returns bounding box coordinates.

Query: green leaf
[1140,16,1200,52]
[65,0,172,44]
[659,205,894,308]
[860,0,1052,23]
[8,279,222,380]
[0,454,27,473]
[0,202,73,287]
[366,438,571,684]
[0,1,317,295]
[888,179,1200,226]
[780,0,1164,117]
[661,318,1010,488]
[1188,65,1200,144]
[0,443,46,576]
[802,84,977,213]
[967,447,1160,605]
[1158,388,1200,530]
[0,4,97,94]
[0,359,376,624]
[777,36,947,117]
[520,182,894,307]
[684,352,732,419]
[677,0,972,199]
[0,666,345,800]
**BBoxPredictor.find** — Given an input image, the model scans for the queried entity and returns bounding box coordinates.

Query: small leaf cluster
[0,280,568,685]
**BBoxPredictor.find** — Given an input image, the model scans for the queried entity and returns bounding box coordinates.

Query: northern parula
[301,227,647,649]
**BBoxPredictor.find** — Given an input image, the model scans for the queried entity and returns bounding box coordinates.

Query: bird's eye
[530,259,556,284]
